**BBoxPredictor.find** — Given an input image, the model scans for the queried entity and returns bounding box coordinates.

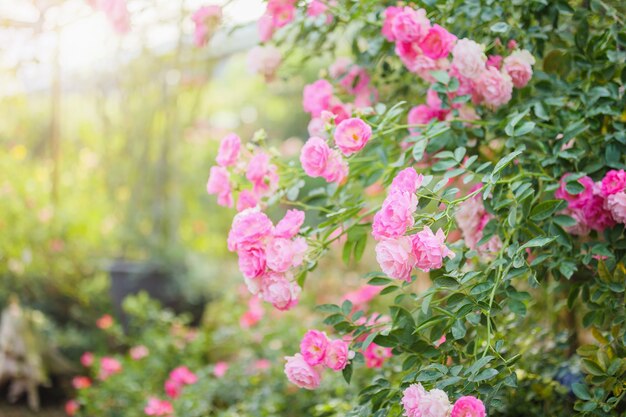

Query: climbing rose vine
[205,1,626,416]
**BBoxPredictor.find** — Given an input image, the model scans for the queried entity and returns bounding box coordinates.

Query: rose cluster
[164,366,198,399]
[381,5,534,135]
[228,208,307,310]
[300,116,371,184]
[402,383,486,417]
[372,167,455,280]
[258,0,333,43]
[206,133,279,211]
[556,170,626,235]
[284,330,351,389]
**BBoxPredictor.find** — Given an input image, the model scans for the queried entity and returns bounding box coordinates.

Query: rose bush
[203,1,625,416]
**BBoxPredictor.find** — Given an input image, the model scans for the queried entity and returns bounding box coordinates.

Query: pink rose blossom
[434,334,446,348]
[254,359,271,371]
[395,41,422,70]
[451,39,487,79]
[238,246,266,279]
[191,5,222,47]
[411,227,455,272]
[555,175,596,210]
[164,379,181,399]
[451,396,486,417]
[363,342,392,368]
[426,88,443,109]
[341,285,382,310]
[213,361,229,378]
[72,376,92,389]
[145,397,174,417]
[402,384,452,417]
[274,209,305,239]
[334,117,372,156]
[227,208,273,252]
[327,98,352,124]
[240,296,264,328]
[503,50,535,88]
[391,7,431,43]
[300,330,329,366]
[322,149,349,184]
[372,192,418,240]
[419,24,457,59]
[216,133,240,167]
[81,352,94,367]
[408,105,445,134]
[339,66,371,95]
[247,46,282,81]
[382,6,402,41]
[261,272,301,310]
[257,13,275,42]
[246,152,279,196]
[303,79,334,116]
[601,169,626,196]
[65,400,79,416]
[307,0,329,19]
[169,366,198,385]
[206,166,233,208]
[130,345,149,360]
[390,168,423,194]
[476,67,513,108]
[284,353,321,389]
[266,0,296,28]
[412,56,449,83]
[507,39,518,50]
[329,57,352,79]
[486,54,503,69]
[266,237,307,272]
[300,136,331,177]
[324,339,349,371]
[237,190,258,212]
[96,314,113,329]
[98,357,122,381]
[375,236,416,281]
[307,118,326,137]
[607,193,626,224]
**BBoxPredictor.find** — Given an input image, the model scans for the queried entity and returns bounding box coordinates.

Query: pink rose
[375,236,416,281]
[267,0,296,28]
[227,208,273,252]
[216,133,240,167]
[238,246,266,280]
[284,353,321,390]
[261,272,301,310]
[246,152,279,196]
[213,361,229,378]
[381,6,402,41]
[363,342,392,368]
[303,79,334,116]
[191,5,222,47]
[307,0,328,17]
[476,67,513,108]
[247,45,282,81]
[411,227,455,272]
[98,357,122,381]
[81,352,94,367]
[274,209,305,239]
[130,345,149,360]
[322,149,349,184]
[486,54,503,69]
[451,396,486,417]
[169,366,198,385]
[307,118,326,137]
[390,168,423,194]
[206,166,233,208]
[507,39,518,50]
[434,334,447,348]
[402,383,428,417]
[451,39,486,79]
[555,175,596,210]
[300,137,331,177]
[419,24,457,60]
[72,376,92,389]
[237,190,258,212]
[403,385,451,417]
[266,237,303,272]
[412,56,449,83]
[339,66,371,95]
[96,314,113,329]
[503,49,535,88]
[65,400,79,416]
[145,397,174,416]
[164,379,181,399]
[329,57,352,79]
[257,13,275,42]
[342,285,382,310]
[300,330,329,365]
[324,339,349,371]
[334,117,372,156]
[391,7,430,43]
[408,105,446,134]
[601,169,626,196]
[607,193,626,224]
[240,296,264,328]
[395,41,422,70]
[372,192,418,240]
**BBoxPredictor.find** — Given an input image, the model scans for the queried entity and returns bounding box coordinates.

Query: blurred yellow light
[11,145,27,160]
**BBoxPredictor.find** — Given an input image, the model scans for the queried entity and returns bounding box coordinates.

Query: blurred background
[0,1,356,415]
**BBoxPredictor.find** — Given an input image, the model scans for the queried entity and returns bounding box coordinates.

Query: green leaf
[430,70,450,84]
[572,383,591,400]
[471,368,498,382]
[490,22,509,33]
[368,277,392,286]
[316,304,341,314]
[342,363,353,384]
[519,236,556,250]
[530,200,565,221]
